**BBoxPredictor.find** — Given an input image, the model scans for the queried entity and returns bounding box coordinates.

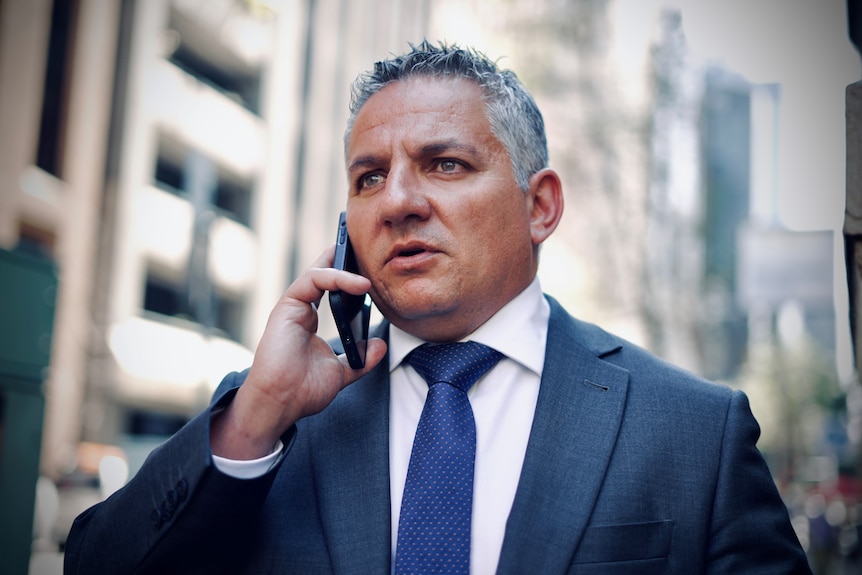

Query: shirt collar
[388,276,549,376]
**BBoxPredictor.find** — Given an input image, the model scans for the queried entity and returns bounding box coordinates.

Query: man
[65,41,811,574]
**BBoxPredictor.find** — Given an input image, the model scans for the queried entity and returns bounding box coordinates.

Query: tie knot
[406,341,503,393]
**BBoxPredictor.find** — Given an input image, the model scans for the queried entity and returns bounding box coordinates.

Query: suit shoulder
[547,295,733,403]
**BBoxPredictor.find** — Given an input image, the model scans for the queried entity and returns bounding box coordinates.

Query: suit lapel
[313,322,393,575]
[310,301,629,574]
[496,298,630,575]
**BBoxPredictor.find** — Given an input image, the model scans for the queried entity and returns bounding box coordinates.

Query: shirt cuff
[211,439,284,479]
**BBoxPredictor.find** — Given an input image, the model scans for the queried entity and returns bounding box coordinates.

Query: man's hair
[345,40,548,191]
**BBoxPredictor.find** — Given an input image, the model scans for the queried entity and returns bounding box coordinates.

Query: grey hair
[344,40,548,191]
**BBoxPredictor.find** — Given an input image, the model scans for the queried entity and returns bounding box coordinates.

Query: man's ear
[526,168,564,245]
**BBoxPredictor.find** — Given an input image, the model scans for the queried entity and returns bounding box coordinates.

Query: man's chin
[375,290,456,322]
[373,279,454,316]
[374,296,491,342]
[380,299,455,324]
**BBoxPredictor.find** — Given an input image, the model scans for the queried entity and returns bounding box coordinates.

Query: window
[36,0,78,176]
[153,141,253,226]
[143,271,245,342]
[213,290,244,342]
[143,274,185,319]
[214,177,252,227]
[168,44,260,114]
[154,155,184,195]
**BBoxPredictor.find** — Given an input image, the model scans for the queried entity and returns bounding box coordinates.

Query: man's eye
[437,160,460,173]
[361,173,385,188]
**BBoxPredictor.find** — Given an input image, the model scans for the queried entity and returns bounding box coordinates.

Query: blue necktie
[395,341,504,575]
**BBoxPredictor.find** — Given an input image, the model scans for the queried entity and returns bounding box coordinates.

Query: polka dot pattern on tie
[395,342,503,575]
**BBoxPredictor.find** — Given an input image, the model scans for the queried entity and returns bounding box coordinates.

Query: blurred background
[0,0,859,573]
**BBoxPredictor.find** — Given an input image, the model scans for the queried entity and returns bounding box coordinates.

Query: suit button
[160,499,174,522]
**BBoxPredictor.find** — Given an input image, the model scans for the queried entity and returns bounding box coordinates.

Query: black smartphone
[329,211,371,369]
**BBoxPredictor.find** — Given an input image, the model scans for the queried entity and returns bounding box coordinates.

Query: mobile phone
[329,211,371,369]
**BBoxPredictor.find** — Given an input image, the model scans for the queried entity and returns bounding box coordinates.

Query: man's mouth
[387,242,437,267]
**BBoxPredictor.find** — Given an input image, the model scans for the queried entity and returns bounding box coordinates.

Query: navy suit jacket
[66,296,810,574]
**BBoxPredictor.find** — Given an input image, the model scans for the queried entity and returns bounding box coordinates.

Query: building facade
[0,2,428,562]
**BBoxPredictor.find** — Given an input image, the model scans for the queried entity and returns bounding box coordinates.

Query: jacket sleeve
[63,370,293,575]
[706,390,811,574]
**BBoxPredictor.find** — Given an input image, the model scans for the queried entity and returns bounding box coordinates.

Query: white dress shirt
[213,278,549,575]
[388,277,548,575]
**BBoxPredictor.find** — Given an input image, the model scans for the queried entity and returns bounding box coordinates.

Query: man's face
[345,76,539,342]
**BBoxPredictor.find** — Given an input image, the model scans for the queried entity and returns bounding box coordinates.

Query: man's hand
[210,245,387,460]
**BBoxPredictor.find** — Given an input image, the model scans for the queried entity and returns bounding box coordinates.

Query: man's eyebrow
[347,155,386,173]
[418,141,481,158]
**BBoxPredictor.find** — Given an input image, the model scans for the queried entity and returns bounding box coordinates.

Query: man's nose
[378,166,431,225]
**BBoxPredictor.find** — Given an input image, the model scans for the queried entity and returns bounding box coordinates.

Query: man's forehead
[362,75,483,114]
[347,77,489,149]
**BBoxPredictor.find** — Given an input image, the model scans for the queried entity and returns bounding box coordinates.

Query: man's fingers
[338,338,388,383]
[284,245,371,306]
